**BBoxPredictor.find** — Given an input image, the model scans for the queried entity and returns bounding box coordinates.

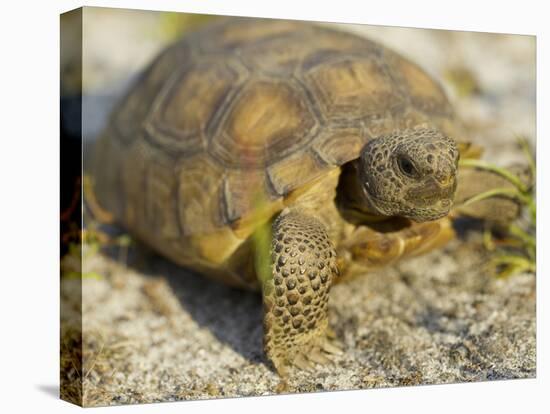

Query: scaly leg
[337,218,455,282]
[260,210,342,376]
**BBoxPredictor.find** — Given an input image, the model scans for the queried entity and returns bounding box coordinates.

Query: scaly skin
[358,128,459,222]
[262,211,342,376]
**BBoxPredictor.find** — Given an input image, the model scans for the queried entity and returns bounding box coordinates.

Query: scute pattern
[312,126,368,165]
[154,60,244,139]
[119,137,151,230]
[94,17,459,273]
[221,169,284,238]
[144,160,181,239]
[239,34,312,75]
[385,49,452,116]
[195,18,303,53]
[176,154,225,235]
[267,150,328,196]
[112,44,188,145]
[210,79,319,168]
[305,57,405,122]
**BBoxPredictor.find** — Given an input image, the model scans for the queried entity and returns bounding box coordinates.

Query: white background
[0,0,547,412]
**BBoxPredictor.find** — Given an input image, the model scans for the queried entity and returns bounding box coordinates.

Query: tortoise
[91,17,512,375]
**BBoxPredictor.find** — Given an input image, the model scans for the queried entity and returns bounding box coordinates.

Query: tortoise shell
[92,17,463,287]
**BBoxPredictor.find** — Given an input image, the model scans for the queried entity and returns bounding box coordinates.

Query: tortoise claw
[308,348,334,365]
[294,353,316,371]
[321,338,344,355]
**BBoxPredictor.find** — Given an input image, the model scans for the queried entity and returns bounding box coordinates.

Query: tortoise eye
[397,156,418,178]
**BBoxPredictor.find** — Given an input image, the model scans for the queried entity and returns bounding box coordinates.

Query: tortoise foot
[268,329,344,376]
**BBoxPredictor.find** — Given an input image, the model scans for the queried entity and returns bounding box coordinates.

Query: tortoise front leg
[260,210,342,376]
[336,218,455,282]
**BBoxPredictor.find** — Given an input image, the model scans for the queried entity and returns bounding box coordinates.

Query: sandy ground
[70,234,535,406]
[61,8,536,407]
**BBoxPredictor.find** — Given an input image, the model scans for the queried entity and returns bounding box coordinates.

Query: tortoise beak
[406,176,457,207]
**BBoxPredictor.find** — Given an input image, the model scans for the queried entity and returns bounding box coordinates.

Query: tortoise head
[358,128,459,222]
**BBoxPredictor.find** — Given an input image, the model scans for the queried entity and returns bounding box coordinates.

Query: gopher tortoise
[92,17,508,375]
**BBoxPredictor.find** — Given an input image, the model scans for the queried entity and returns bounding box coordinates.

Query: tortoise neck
[336,160,389,224]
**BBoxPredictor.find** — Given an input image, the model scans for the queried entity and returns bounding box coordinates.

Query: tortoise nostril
[435,164,455,187]
[439,199,452,209]
[437,175,453,187]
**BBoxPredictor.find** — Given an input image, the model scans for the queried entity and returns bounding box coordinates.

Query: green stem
[458,187,530,208]
[459,158,528,193]
[508,224,536,249]
[492,254,536,274]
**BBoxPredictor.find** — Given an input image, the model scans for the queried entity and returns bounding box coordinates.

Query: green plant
[459,137,536,277]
